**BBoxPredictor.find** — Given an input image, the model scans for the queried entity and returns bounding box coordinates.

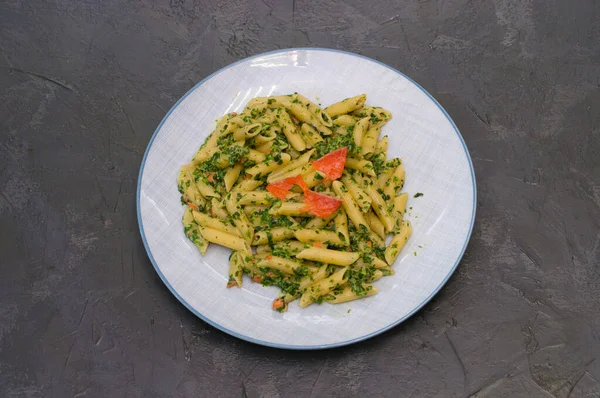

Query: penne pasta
[198,226,251,254]
[224,164,243,192]
[300,124,324,148]
[345,157,376,176]
[366,185,395,233]
[278,110,307,151]
[334,210,350,247]
[192,114,231,162]
[256,255,302,275]
[332,181,369,231]
[236,191,276,206]
[297,247,360,266]
[267,149,314,183]
[326,284,378,303]
[269,201,309,217]
[239,254,262,278]
[225,193,254,242]
[247,149,266,163]
[298,264,328,291]
[332,114,357,126]
[228,251,244,288]
[377,164,395,192]
[271,240,310,256]
[196,141,222,160]
[178,166,207,209]
[178,93,412,312]
[352,117,370,148]
[220,115,247,136]
[245,152,291,177]
[252,227,296,246]
[385,220,412,265]
[276,96,333,136]
[352,106,391,121]
[195,176,220,198]
[182,208,209,254]
[210,198,229,220]
[361,125,381,159]
[299,267,348,307]
[341,174,371,213]
[294,229,345,246]
[243,205,269,216]
[366,210,386,239]
[325,94,367,117]
[254,140,275,154]
[392,193,409,228]
[256,244,271,253]
[233,123,262,141]
[253,128,278,145]
[376,135,388,155]
[192,210,242,237]
[357,256,389,269]
[295,93,334,127]
[232,179,263,193]
[383,163,405,199]
[268,162,313,183]
[367,270,384,283]
[302,170,327,188]
[304,210,338,229]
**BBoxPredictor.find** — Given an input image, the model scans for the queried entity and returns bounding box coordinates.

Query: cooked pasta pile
[178,93,412,312]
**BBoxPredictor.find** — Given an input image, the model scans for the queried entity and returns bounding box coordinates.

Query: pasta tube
[198,226,251,254]
[296,247,360,266]
[332,181,369,231]
[326,284,378,304]
[299,267,348,307]
[385,220,412,265]
[325,94,367,117]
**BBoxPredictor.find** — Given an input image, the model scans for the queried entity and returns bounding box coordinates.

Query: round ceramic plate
[137,48,476,349]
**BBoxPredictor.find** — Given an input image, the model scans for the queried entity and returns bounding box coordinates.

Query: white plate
[137,48,476,349]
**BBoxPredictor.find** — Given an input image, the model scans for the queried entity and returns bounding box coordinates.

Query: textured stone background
[1,0,599,397]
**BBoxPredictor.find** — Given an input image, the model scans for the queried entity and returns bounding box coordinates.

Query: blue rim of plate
[137,47,477,350]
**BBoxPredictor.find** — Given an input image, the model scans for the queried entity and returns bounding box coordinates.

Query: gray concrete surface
[1,0,599,397]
